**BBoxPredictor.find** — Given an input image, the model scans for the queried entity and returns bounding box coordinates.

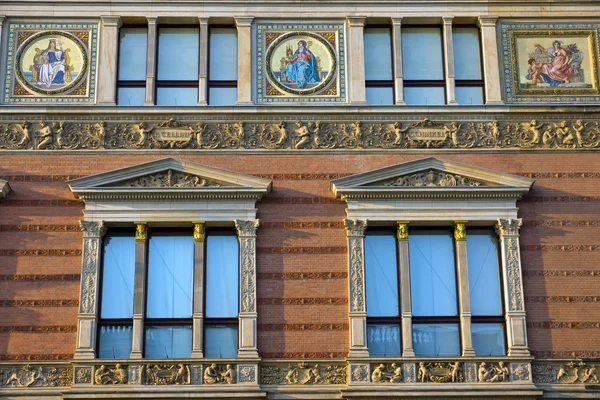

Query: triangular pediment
[0,179,11,199]
[331,157,534,200]
[67,158,272,200]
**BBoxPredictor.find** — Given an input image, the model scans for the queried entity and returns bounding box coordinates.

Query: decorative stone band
[1,117,600,151]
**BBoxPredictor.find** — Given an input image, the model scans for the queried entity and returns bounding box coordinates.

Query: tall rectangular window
[453,26,484,105]
[208,27,238,105]
[364,27,394,105]
[205,231,239,358]
[402,27,446,105]
[365,230,400,356]
[156,27,199,106]
[98,231,136,358]
[116,27,147,106]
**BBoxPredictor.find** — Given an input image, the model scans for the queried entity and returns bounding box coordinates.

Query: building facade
[0,0,599,398]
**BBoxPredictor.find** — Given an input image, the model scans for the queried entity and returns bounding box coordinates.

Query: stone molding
[0,179,10,199]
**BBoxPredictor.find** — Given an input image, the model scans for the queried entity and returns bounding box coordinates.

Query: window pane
[206,234,239,318]
[472,323,505,356]
[205,325,238,358]
[365,232,398,317]
[98,325,132,359]
[402,27,443,80]
[118,27,147,81]
[209,87,237,106]
[100,232,135,319]
[366,87,394,105]
[467,229,502,316]
[413,323,460,356]
[367,324,401,357]
[145,326,192,358]
[456,86,484,105]
[209,28,238,81]
[409,230,457,316]
[364,27,393,81]
[404,86,445,105]
[117,87,146,106]
[453,27,482,80]
[158,27,199,81]
[156,87,198,106]
[147,232,194,318]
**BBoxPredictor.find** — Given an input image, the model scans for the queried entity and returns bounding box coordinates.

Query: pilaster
[192,222,206,358]
[97,16,122,105]
[397,222,414,357]
[346,17,367,104]
[477,17,504,105]
[235,219,260,358]
[130,222,147,359]
[391,18,405,105]
[0,17,6,75]
[198,18,209,106]
[344,219,369,357]
[74,221,107,360]
[443,17,458,105]
[145,17,158,106]
[454,221,475,356]
[235,17,253,105]
[495,219,530,356]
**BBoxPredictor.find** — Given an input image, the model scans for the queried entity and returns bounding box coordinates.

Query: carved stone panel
[417,362,464,383]
[78,221,105,314]
[533,362,599,385]
[260,363,346,385]
[93,364,128,385]
[203,364,236,384]
[477,362,510,383]
[145,364,190,385]
[370,363,403,383]
[0,365,73,387]
[108,170,222,188]
[370,170,485,187]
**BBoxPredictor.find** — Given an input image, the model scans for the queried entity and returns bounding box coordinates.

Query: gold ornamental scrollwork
[454,221,467,241]
[135,223,148,242]
[193,222,206,242]
[397,222,409,241]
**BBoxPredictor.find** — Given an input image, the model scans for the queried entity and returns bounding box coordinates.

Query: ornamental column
[391,18,406,105]
[97,16,122,105]
[454,221,476,356]
[130,223,148,359]
[235,220,260,358]
[235,17,254,105]
[144,17,158,105]
[477,17,504,105]
[344,219,369,357]
[346,17,367,104]
[495,219,530,356]
[397,222,414,357]
[442,17,458,105]
[197,18,209,105]
[74,221,107,359]
[192,222,206,358]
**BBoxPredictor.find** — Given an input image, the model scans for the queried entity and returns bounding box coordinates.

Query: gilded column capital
[135,222,148,242]
[397,222,409,241]
[344,219,367,237]
[495,218,523,238]
[193,221,206,242]
[235,219,260,237]
[79,220,107,238]
[454,221,468,241]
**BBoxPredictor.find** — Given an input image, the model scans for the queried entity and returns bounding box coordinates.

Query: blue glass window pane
[156,87,198,106]
[205,325,238,358]
[404,87,445,105]
[409,230,457,316]
[413,323,460,356]
[147,232,194,318]
[100,232,135,319]
[402,27,443,80]
[157,27,199,81]
[365,232,398,317]
[206,234,239,318]
[366,87,394,105]
[467,229,502,316]
[98,325,132,359]
[367,324,401,357]
[117,87,146,106]
[209,87,237,106]
[472,323,505,356]
[210,28,238,81]
[145,326,192,358]
[118,27,147,81]
[456,86,484,105]
[452,27,482,80]
[364,27,393,81]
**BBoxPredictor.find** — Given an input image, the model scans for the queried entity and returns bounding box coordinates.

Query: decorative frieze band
[1,117,600,151]
[0,326,77,332]
[258,298,348,305]
[258,246,346,254]
[0,274,80,281]
[257,272,347,280]
[0,300,78,307]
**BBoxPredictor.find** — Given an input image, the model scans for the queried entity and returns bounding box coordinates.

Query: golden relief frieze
[1,117,600,151]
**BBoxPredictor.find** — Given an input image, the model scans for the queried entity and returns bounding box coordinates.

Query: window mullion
[192,222,206,358]
[391,18,405,105]
[397,221,415,357]
[454,221,476,356]
[130,222,148,359]
[198,18,209,105]
[145,17,158,105]
[442,17,458,105]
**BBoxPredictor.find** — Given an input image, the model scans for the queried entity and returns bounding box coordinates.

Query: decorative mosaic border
[257,24,346,103]
[4,23,98,104]
[500,22,600,104]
